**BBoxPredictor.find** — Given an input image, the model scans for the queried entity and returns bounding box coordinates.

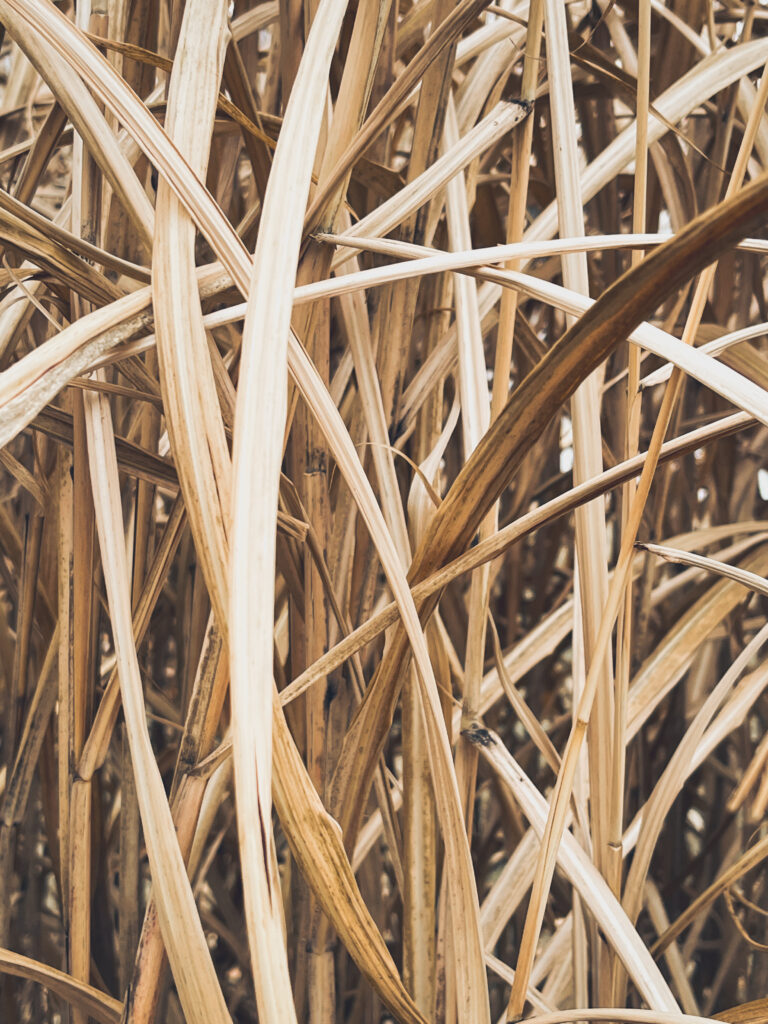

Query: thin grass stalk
[540,0,615,930]
[609,0,651,911]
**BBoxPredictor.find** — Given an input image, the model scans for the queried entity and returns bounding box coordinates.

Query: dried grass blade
[526,38,768,244]
[271,698,428,1024]
[229,1,350,1017]
[480,733,678,1010]
[651,833,768,959]
[0,1,154,244]
[82,384,230,1024]
[0,947,122,1023]
[627,545,768,740]
[282,412,755,707]
[638,542,768,597]
[333,100,530,268]
[621,623,768,934]
[152,0,231,629]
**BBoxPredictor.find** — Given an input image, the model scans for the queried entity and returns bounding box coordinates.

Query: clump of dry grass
[0,0,767,1022]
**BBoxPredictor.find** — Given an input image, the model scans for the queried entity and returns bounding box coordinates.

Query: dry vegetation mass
[0,0,768,1022]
